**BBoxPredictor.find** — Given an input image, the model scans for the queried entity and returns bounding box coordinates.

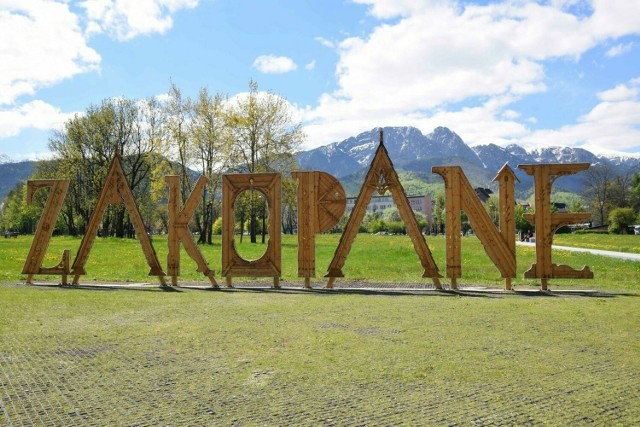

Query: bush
[575,229,609,235]
[212,217,222,235]
[608,207,637,234]
[386,221,406,235]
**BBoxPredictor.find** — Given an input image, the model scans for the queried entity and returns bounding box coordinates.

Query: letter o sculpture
[222,173,281,287]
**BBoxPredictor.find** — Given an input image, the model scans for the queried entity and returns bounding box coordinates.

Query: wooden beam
[22,179,70,284]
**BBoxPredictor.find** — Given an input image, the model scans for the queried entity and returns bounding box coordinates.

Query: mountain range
[296,126,640,197]
[2,126,639,202]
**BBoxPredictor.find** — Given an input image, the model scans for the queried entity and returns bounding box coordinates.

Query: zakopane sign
[22,131,593,291]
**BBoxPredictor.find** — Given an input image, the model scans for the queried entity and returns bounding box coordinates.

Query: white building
[345,194,433,219]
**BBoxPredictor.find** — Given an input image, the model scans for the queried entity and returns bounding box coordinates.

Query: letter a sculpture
[325,129,442,289]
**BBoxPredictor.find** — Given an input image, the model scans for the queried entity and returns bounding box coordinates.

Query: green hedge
[575,229,609,235]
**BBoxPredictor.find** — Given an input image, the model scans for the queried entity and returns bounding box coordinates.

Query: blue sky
[1,0,640,161]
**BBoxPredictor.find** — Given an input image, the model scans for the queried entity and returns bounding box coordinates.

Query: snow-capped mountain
[296,126,640,194]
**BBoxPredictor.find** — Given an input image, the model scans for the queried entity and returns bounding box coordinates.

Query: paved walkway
[517,241,640,261]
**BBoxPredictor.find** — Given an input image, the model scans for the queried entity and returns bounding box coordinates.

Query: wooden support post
[326,277,336,289]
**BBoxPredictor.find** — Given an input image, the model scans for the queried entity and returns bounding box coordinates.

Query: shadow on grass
[22,281,636,299]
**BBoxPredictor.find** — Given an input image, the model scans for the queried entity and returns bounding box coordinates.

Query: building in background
[345,195,433,219]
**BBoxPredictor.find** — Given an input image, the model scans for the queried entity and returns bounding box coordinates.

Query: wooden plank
[22,179,70,284]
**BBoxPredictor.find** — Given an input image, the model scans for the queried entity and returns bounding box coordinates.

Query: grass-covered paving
[1,233,639,424]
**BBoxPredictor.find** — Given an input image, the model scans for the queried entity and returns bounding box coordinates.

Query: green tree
[164,83,194,207]
[583,163,614,226]
[190,87,231,244]
[433,192,445,234]
[515,204,534,236]
[48,97,165,237]
[226,80,305,243]
[608,207,637,234]
[630,173,640,212]
[484,195,500,227]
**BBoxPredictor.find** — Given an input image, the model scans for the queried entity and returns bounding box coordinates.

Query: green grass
[2,233,639,290]
[553,232,640,254]
[0,283,638,424]
[1,233,639,424]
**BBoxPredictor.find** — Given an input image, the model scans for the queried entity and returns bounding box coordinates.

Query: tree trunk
[114,206,125,238]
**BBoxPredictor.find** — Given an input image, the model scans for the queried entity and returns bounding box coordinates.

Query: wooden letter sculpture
[222,173,282,287]
[165,175,218,287]
[292,171,346,288]
[518,163,593,290]
[325,130,442,289]
[432,164,518,290]
[71,155,166,285]
[22,179,71,284]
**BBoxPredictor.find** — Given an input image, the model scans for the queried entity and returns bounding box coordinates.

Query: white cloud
[315,36,335,48]
[352,0,448,19]
[0,0,198,146]
[305,60,317,71]
[300,0,640,154]
[0,100,75,139]
[252,55,298,74]
[80,0,199,41]
[521,78,640,152]
[605,42,635,58]
[597,83,638,102]
[0,1,100,106]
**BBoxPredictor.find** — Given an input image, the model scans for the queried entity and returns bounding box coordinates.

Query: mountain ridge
[296,126,640,196]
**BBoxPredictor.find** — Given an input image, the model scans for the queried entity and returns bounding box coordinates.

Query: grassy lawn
[1,233,639,424]
[1,233,639,290]
[553,233,640,254]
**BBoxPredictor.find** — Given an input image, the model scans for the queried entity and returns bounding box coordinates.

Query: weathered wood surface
[432,163,517,290]
[292,171,346,286]
[519,163,593,290]
[165,175,218,287]
[71,155,166,286]
[325,130,442,289]
[22,179,71,284]
[222,173,282,287]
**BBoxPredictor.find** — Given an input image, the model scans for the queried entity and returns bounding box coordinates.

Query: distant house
[474,187,493,203]
[552,202,567,213]
[345,194,433,219]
